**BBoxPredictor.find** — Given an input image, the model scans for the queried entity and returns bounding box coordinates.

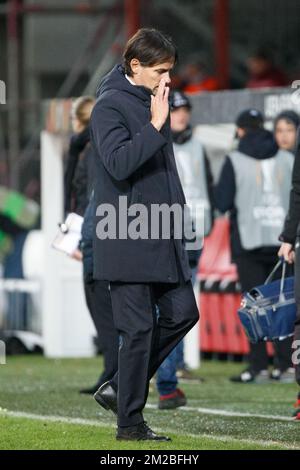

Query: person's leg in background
[155,304,186,410]
[175,249,202,380]
[271,336,295,383]
[3,231,29,331]
[231,254,271,383]
[80,196,119,394]
[156,346,186,409]
[81,279,119,394]
[267,259,295,382]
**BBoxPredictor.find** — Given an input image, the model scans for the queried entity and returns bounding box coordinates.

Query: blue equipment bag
[238,259,296,343]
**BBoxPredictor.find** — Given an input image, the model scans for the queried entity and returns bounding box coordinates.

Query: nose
[163,71,171,83]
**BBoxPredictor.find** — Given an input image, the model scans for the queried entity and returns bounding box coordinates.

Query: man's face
[275,119,297,151]
[130,59,174,94]
[247,57,270,77]
[170,107,191,132]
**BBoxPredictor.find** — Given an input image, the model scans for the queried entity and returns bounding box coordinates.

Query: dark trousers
[84,279,119,386]
[109,277,199,427]
[235,253,293,373]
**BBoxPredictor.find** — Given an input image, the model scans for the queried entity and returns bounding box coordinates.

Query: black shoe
[94,381,118,415]
[116,421,171,441]
[158,388,187,410]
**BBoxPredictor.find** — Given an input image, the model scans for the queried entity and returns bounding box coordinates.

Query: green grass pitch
[0,356,299,450]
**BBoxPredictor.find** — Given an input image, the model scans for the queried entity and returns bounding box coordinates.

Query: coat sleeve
[213,156,236,213]
[64,128,90,214]
[90,98,167,181]
[279,148,300,244]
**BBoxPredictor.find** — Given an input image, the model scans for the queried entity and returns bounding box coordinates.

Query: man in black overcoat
[90,28,199,441]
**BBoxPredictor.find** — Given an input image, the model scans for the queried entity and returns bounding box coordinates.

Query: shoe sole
[93,392,117,415]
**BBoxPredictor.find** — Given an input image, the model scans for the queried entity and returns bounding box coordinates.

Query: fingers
[287,250,295,264]
[291,251,296,263]
[278,246,283,257]
[156,78,169,99]
[278,243,295,264]
[156,78,166,98]
[163,84,170,101]
[284,250,294,264]
[278,248,288,263]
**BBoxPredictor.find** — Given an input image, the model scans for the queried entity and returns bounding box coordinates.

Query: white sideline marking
[145,403,295,422]
[0,409,299,450]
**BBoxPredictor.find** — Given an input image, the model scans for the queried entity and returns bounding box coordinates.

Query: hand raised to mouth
[150,78,170,132]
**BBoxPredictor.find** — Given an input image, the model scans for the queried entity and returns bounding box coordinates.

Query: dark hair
[274,110,300,130]
[123,28,178,76]
[249,47,274,63]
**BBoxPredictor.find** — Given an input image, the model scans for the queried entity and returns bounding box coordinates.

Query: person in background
[278,126,300,419]
[0,188,39,331]
[181,61,219,94]
[64,96,95,216]
[170,91,215,262]
[274,110,300,155]
[79,193,119,394]
[246,48,287,89]
[215,109,295,384]
[64,96,119,394]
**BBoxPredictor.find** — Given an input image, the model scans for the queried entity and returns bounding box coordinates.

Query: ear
[130,58,141,75]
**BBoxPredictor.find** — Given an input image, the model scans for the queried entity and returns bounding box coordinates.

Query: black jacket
[214,129,281,259]
[90,64,191,282]
[280,134,300,244]
[64,127,95,216]
[72,142,95,216]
